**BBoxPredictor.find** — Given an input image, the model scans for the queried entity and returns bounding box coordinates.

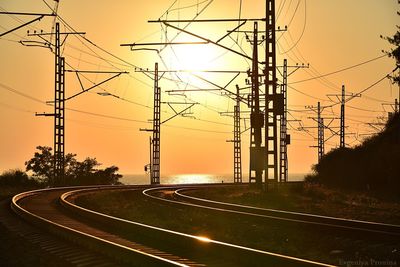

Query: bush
[25,146,123,186]
[0,169,39,186]
[308,113,400,194]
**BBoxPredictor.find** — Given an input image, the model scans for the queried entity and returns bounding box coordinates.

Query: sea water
[120,173,306,185]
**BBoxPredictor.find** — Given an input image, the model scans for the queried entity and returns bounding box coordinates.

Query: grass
[187,183,400,225]
[75,185,400,265]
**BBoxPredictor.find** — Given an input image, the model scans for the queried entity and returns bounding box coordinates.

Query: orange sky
[0,0,398,177]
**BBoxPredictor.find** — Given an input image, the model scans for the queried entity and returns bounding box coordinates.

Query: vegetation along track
[164,186,400,236]
[143,185,400,264]
[10,185,333,266]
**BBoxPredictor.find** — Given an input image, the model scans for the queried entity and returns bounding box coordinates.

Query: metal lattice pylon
[340,85,345,148]
[279,59,288,182]
[151,63,161,184]
[249,22,263,187]
[265,0,280,188]
[54,22,65,185]
[317,102,324,162]
[234,86,242,183]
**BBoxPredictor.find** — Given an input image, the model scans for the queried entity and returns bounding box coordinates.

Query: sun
[164,44,223,71]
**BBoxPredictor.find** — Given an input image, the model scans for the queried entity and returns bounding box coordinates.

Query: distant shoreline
[120,173,307,185]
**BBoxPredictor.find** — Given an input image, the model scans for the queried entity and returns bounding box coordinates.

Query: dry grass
[75,186,400,265]
[188,183,400,225]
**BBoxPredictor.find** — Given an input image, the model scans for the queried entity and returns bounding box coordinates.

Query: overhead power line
[279,0,306,54]
[291,54,386,84]
[1,81,232,133]
[0,82,46,104]
[288,84,326,101]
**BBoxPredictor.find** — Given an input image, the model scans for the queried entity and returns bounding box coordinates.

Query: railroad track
[0,197,120,267]
[145,185,400,236]
[9,185,334,266]
[12,185,201,266]
[142,185,400,265]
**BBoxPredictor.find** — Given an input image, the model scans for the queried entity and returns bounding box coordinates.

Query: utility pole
[279,59,288,183]
[224,85,246,183]
[140,63,161,185]
[130,11,283,189]
[227,85,243,184]
[327,84,357,149]
[318,120,325,162]
[249,22,263,188]
[304,102,325,163]
[35,22,65,186]
[53,22,65,185]
[30,23,120,186]
[234,85,242,183]
[304,102,341,163]
[265,0,281,189]
[316,102,324,162]
[138,64,196,185]
[152,63,161,185]
[278,60,308,182]
[340,85,345,148]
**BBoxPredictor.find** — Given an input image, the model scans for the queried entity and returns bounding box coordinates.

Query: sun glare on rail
[196,236,211,243]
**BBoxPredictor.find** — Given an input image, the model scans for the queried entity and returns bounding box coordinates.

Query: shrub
[0,169,39,186]
[309,113,400,194]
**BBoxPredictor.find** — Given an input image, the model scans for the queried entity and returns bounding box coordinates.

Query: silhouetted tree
[25,146,122,186]
[95,166,122,185]
[381,0,400,85]
[68,157,99,182]
[66,157,122,185]
[25,146,53,184]
[25,146,76,185]
[306,113,400,194]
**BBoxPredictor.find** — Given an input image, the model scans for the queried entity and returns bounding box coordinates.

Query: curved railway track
[12,185,200,266]
[144,186,400,236]
[0,196,119,267]
[9,185,335,266]
[142,185,400,265]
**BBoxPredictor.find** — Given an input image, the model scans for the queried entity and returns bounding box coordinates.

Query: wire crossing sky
[0,0,398,176]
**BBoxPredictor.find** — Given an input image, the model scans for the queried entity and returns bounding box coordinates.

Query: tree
[25,146,54,184]
[67,157,122,185]
[92,166,122,185]
[25,146,122,186]
[25,146,76,185]
[306,113,400,194]
[381,1,400,85]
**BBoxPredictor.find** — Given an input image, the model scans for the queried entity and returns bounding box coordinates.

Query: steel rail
[173,187,400,236]
[142,186,334,267]
[14,184,393,266]
[11,186,191,266]
[62,185,290,266]
[0,198,118,266]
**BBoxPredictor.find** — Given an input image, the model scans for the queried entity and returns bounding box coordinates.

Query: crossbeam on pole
[148,18,265,23]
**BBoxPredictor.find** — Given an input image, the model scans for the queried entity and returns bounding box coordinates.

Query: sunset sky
[0,0,398,178]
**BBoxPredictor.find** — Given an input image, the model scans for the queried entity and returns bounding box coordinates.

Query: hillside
[307,112,400,194]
